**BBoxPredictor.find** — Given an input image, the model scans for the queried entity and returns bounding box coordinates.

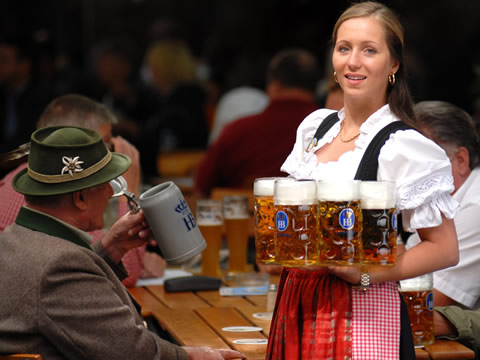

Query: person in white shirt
[266,3,459,359]
[407,100,480,310]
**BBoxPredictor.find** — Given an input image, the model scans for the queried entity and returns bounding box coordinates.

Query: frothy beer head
[196,199,223,226]
[224,195,249,219]
[317,180,361,201]
[254,177,280,196]
[274,178,317,205]
[399,273,433,292]
[360,181,396,209]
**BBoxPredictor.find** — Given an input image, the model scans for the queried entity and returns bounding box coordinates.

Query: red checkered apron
[266,268,401,360]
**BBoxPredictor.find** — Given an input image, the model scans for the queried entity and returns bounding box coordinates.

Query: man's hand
[101,210,152,263]
[183,347,246,359]
[140,251,167,278]
[434,309,458,337]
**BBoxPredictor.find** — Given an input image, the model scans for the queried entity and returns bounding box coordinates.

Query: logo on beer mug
[426,292,434,311]
[339,208,355,230]
[392,210,398,231]
[276,211,288,232]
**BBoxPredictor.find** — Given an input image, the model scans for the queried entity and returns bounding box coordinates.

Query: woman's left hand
[327,265,361,285]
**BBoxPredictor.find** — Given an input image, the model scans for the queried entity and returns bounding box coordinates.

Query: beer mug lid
[360,181,397,209]
[317,180,361,201]
[254,177,284,196]
[274,178,317,204]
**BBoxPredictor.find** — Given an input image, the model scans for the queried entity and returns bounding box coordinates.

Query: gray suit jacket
[0,207,188,360]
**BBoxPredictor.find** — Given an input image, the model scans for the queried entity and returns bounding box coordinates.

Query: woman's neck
[343,96,387,126]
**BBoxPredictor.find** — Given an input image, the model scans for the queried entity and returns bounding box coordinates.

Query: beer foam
[254,177,281,196]
[360,181,396,209]
[399,274,433,291]
[317,180,361,201]
[274,179,317,205]
[197,219,223,226]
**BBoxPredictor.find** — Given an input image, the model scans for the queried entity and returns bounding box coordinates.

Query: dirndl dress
[266,268,414,360]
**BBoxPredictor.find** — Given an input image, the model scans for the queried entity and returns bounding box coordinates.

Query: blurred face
[332,16,399,105]
[83,182,114,231]
[0,45,18,84]
[96,53,130,86]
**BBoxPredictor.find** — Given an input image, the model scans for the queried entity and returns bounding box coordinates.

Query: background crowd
[1,0,480,357]
[1,0,480,182]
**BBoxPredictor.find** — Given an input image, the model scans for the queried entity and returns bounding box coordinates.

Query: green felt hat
[13,126,131,196]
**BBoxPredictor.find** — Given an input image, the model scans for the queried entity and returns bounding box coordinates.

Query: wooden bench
[424,340,475,359]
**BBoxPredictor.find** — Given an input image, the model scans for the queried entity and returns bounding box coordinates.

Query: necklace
[338,121,360,143]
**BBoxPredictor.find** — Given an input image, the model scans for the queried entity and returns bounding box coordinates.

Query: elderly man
[0,125,244,360]
[0,94,165,286]
[408,101,480,310]
[407,101,480,355]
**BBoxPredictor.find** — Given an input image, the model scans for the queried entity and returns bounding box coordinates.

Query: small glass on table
[196,199,224,278]
[224,195,250,275]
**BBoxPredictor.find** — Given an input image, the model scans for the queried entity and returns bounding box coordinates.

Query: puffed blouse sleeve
[378,129,458,232]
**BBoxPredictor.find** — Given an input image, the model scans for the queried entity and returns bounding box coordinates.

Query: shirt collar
[15,206,93,250]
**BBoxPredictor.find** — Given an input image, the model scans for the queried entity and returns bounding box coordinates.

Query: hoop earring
[388,73,396,86]
[333,71,338,83]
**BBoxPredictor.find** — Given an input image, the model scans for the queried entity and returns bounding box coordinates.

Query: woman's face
[332,16,399,104]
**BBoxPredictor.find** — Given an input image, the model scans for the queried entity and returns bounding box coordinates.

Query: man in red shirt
[195,49,320,196]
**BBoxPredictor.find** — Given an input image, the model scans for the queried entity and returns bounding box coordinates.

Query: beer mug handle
[125,192,140,213]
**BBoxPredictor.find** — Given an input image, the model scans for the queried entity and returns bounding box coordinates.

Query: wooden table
[129,282,475,360]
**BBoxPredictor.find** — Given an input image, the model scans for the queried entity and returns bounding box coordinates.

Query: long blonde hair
[145,39,197,93]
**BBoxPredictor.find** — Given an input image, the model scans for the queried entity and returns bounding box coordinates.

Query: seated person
[434,306,480,355]
[407,101,480,309]
[0,94,166,286]
[0,125,245,360]
[194,48,320,197]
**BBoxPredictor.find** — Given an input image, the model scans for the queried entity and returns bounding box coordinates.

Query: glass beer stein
[224,195,250,274]
[360,181,398,266]
[196,199,224,278]
[254,177,278,264]
[274,178,318,266]
[317,180,362,265]
[399,273,435,347]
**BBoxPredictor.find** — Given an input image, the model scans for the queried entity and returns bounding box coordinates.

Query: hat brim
[12,153,131,196]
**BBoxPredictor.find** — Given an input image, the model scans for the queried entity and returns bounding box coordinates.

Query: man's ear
[453,146,470,177]
[72,190,88,211]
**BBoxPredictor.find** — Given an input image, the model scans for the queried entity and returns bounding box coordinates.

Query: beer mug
[254,177,279,264]
[399,273,435,347]
[224,195,250,274]
[360,181,397,266]
[196,199,224,278]
[137,181,206,264]
[317,180,362,265]
[274,178,318,266]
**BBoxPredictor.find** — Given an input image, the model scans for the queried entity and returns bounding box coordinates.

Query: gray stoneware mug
[110,177,206,264]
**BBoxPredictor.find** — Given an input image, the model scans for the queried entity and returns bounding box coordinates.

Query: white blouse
[281,104,458,231]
